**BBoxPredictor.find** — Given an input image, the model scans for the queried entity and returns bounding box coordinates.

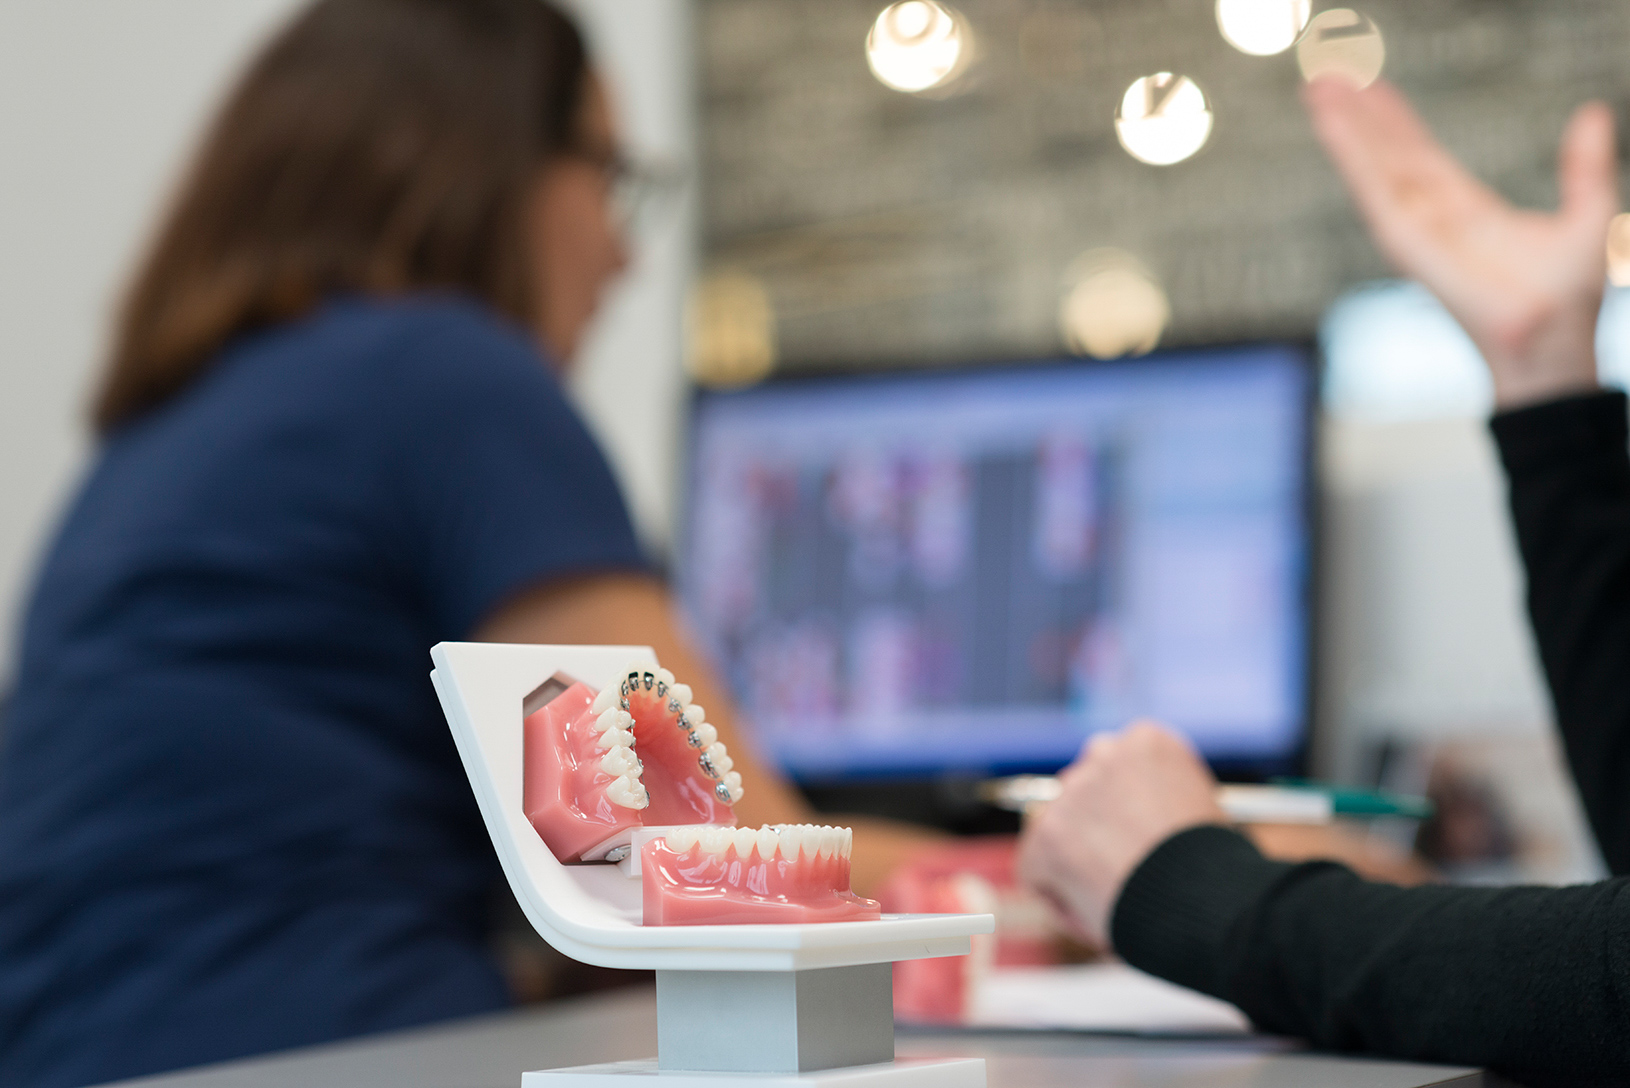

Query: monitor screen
[678,344,1314,780]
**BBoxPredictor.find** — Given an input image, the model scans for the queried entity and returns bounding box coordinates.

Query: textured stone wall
[698,0,1630,369]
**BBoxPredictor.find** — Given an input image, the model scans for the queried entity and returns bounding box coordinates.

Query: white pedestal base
[432,644,994,1088]
[523,1057,985,1087]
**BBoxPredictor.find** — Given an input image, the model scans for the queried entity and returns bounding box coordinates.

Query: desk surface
[105,986,1496,1088]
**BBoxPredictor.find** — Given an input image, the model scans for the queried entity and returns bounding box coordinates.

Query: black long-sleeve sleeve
[1110,392,1630,1088]
[1114,827,1630,1087]
[1492,391,1630,872]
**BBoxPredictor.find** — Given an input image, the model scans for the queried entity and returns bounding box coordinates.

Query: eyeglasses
[570,145,688,238]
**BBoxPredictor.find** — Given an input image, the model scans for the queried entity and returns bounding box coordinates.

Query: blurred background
[2,0,1622,893]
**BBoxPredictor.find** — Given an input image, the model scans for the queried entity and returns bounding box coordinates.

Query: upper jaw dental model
[523,660,740,863]
[605,662,742,826]
[523,659,880,925]
[522,673,651,863]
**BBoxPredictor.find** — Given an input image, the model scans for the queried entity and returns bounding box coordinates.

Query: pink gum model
[523,682,646,862]
[642,825,882,926]
[619,667,739,826]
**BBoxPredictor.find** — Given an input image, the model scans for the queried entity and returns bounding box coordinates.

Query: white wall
[0,0,695,680]
[0,0,307,675]
[1318,415,1606,882]
[1318,416,1553,761]
[560,0,697,563]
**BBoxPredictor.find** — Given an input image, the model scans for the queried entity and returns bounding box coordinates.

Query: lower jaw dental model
[523,660,879,925]
[642,824,881,925]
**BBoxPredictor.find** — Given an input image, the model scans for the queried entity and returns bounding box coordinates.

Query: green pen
[981,775,1434,823]
[1268,778,1436,820]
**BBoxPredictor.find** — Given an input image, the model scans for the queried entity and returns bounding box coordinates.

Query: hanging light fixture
[1114,72,1213,166]
[1059,249,1170,359]
[1215,0,1311,56]
[687,270,776,388]
[866,1,970,95]
[1296,9,1385,88]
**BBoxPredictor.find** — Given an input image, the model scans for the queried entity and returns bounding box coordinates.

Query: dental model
[523,679,649,862]
[596,662,742,826]
[520,660,884,927]
[642,824,882,925]
[523,661,742,863]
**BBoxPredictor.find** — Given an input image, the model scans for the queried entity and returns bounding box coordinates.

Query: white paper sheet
[967,962,1252,1035]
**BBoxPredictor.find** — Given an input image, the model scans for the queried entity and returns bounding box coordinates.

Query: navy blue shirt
[0,296,646,1087]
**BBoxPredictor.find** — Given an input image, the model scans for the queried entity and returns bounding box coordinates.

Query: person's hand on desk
[1303,77,1616,409]
[1015,721,1437,946]
[1015,721,1225,946]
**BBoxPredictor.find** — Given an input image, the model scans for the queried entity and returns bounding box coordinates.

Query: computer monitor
[678,344,1315,782]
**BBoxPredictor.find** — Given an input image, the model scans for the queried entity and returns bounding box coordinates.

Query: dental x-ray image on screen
[679,344,1313,780]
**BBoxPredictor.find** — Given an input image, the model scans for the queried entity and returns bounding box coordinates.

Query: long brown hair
[93,0,586,433]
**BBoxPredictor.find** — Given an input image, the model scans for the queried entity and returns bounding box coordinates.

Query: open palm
[1304,78,1616,408]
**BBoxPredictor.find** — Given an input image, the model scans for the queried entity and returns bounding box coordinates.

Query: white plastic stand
[519,1058,986,1086]
[431,642,993,1086]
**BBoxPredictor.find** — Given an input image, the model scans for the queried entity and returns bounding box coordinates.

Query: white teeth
[596,727,634,749]
[605,775,648,809]
[781,825,805,860]
[595,708,631,734]
[620,659,660,696]
[751,824,853,860]
[683,705,706,728]
[702,743,733,776]
[664,827,700,853]
[678,824,854,861]
[670,683,693,708]
[722,771,744,803]
[656,667,676,688]
[793,826,810,860]
[591,687,619,714]
[783,825,808,860]
[690,722,718,749]
[599,746,639,778]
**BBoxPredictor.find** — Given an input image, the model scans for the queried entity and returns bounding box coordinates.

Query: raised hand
[1303,77,1616,409]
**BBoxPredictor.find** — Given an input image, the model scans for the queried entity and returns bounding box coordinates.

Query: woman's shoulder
[311,293,555,386]
[114,292,581,467]
[226,292,570,425]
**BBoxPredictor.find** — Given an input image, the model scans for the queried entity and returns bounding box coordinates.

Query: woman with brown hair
[0,2,918,1084]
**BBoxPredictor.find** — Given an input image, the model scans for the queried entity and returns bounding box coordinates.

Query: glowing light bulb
[866,1,968,94]
[1296,8,1385,89]
[1114,73,1213,167]
[1215,0,1310,56]
[1059,250,1169,359]
[687,270,776,387]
